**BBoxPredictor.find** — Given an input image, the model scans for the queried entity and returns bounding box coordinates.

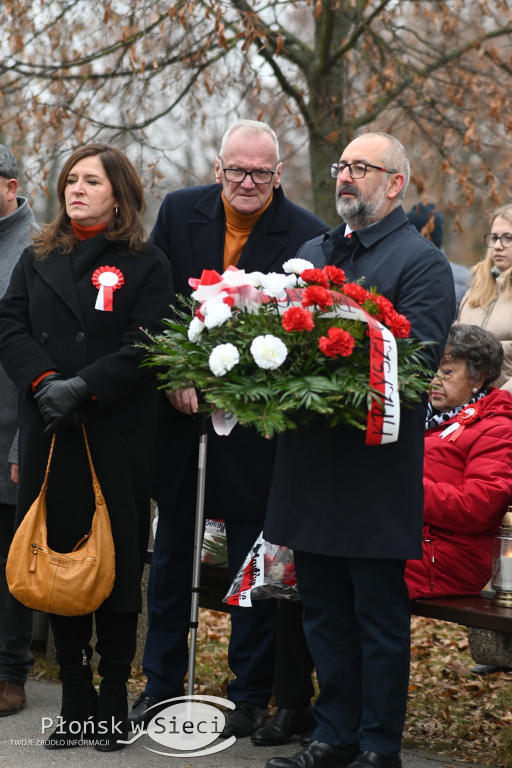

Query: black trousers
[143,498,277,706]
[273,600,314,709]
[0,502,33,685]
[294,552,410,756]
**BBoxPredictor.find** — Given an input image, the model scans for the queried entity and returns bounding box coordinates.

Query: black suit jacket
[151,183,328,521]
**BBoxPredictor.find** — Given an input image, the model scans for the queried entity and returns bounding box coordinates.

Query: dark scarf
[425,389,487,432]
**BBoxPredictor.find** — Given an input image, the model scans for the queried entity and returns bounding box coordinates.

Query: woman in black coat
[0,144,173,750]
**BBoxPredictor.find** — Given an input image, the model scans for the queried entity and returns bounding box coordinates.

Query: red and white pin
[92,266,124,311]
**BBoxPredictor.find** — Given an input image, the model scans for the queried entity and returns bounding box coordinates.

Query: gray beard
[335,186,385,229]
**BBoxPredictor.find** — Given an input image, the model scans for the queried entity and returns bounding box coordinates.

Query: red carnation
[318,327,356,358]
[342,282,371,305]
[302,285,334,309]
[374,294,394,315]
[301,268,329,287]
[282,306,315,332]
[386,310,411,338]
[323,265,346,286]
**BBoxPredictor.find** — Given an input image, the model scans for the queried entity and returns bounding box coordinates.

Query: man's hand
[10,463,19,484]
[167,387,198,415]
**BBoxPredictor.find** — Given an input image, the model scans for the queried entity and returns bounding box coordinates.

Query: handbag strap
[41,433,56,493]
[41,425,103,502]
[80,423,101,489]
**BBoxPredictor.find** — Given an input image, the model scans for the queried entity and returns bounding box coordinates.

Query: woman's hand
[34,375,92,434]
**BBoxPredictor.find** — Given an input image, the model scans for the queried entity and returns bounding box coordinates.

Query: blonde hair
[465,204,512,308]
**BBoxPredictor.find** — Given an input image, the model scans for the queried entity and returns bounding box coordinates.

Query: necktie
[330,232,359,269]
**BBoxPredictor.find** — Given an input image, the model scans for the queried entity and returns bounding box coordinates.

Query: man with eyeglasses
[129,119,328,736]
[263,132,456,768]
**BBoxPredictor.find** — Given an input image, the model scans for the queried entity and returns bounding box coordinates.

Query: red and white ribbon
[92,266,124,311]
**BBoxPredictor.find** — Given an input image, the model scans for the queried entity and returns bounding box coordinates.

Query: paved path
[0,680,488,768]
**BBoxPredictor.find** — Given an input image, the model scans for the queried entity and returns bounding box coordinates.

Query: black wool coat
[151,183,329,522]
[0,235,174,611]
[263,206,457,560]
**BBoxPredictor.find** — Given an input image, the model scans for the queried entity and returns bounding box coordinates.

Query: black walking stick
[187,412,209,696]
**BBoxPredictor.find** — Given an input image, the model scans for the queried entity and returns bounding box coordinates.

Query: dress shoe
[266,739,359,768]
[219,701,267,738]
[347,751,402,768]
[0,682,26,716]
[252,705,316,746]
[127,692,166,727]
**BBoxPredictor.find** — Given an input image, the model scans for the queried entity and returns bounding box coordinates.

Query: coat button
[40,332,48,343]
[75,332,85,342]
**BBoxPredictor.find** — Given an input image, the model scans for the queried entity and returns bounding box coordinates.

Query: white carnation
[244,271,265,288]
[209,344,240,376]
[203,301,232,328]
[188,316,205,342]
[259,272,296,300]
[282,258,315,275]
[250,335,288,370]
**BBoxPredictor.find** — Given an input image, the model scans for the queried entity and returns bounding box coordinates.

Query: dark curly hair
[445,324,503,387]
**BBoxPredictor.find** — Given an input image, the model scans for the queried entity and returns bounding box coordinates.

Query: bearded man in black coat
[263,133,456,768]
[129,120,328,737]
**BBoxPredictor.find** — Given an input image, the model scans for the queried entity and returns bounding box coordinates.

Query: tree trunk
[306,3,353,226]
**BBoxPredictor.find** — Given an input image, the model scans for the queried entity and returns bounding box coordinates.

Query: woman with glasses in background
[457,204,512,392]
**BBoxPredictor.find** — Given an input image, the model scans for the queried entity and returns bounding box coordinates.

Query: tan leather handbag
[6,425,115,615]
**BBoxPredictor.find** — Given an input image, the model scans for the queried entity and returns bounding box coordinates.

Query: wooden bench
[410,592,512,633]
[146,551,512,634]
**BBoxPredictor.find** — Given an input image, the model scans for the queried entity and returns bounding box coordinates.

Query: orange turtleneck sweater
[71,220,109,240]
[222,191,273,271]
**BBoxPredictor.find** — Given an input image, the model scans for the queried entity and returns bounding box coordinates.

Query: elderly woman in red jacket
[405,323,512,598]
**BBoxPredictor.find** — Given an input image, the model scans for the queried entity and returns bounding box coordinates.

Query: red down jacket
[405,387,512,599]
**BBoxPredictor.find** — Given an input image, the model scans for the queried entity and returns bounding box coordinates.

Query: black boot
[95,678,128,752]
[44,646,98,749]
[93,610,137,752]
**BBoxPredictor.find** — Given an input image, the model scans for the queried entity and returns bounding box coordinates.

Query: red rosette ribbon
[446,402,481,442]
[92,266,124,311]
[440,402,481,442]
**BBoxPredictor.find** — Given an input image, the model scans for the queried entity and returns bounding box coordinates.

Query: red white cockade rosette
[189,263,401,446]
[92,266,124,311]
[439,401,481,442]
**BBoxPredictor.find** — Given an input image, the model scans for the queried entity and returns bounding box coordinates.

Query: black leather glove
[33,372,62,397]
[34,375,92,434]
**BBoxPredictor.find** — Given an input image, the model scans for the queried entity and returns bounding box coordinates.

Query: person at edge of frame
[0,144,39,718]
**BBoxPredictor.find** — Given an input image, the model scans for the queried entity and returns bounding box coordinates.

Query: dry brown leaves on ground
[34,608,512,766]
[406,616,512,766]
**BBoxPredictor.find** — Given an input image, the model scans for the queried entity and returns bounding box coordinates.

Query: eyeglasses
[484,233,512,248]
[330,161,398,180]
[222,167,277,184]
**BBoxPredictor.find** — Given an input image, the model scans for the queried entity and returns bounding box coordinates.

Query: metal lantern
[491,506,512,608]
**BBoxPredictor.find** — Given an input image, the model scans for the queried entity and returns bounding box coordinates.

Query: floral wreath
[144,259,432,442]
